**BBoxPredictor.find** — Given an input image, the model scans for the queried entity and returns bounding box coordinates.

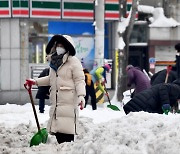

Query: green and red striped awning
[62,0,94,20]
[105,0,119,20]
[126,0,138,18]
[0,0,11,17]
[12,0,29,17]
[0,0,138,20]
[30,0,61,18]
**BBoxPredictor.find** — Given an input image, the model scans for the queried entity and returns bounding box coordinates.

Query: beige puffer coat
[36,53,86,135]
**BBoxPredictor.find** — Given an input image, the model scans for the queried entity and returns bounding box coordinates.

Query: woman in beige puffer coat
[30,35,86,144]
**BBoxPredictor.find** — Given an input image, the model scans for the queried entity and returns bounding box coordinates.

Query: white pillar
[0,19,21,90]
[0,19,11,90]
[19,19,29,89]
[94,0,105,67]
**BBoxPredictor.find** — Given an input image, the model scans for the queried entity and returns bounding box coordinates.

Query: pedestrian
[123,79,180,115]
[25,34,86,144]
[83,68,97,110]
[150,65,177,86]
[35,68,50,113]
[90,64,111,93]
[126,65,151,98]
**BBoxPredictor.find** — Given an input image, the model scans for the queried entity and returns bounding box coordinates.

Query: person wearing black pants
[55,133,74,144]
[83,69,97,110]
[35,68,50,113]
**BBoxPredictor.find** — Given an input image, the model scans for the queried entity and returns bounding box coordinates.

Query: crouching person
[123,79,180,115]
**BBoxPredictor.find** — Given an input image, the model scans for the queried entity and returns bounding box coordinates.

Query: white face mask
[56,47,66,55]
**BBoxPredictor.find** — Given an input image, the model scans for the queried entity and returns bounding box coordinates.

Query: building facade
[0,0,179,104]
[0,0,124,104]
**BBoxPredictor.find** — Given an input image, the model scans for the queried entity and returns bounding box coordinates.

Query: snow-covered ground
[1,91,180,154]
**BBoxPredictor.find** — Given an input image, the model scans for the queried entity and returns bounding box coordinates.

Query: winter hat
[173,79,180,87]
[126,65,133,71]
[104,64,111,72]
[175,43,180,52]
[46,35,76,56]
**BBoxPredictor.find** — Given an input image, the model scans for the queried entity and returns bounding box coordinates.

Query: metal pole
[94,0,105,67]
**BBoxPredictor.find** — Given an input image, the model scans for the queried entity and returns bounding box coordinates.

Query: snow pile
[138,5,180,28]
[0,102,180,153]
[138,5,155,14]
[149,7,180,27]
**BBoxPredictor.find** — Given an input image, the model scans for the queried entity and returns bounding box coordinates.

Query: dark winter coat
[36,68,50,99]
[151,67,177,86]
[123,80,180,114]
[126,66,151,94]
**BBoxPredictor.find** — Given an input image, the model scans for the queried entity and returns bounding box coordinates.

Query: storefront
[0,0,127,103]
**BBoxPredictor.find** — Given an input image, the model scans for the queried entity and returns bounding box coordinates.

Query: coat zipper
[74,109,77,135]
[54,56,67,119]
[55,72,58,119]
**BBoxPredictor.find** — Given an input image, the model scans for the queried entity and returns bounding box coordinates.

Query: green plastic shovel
[24,82,48,147]
[104,84,120,111]
[30,128,48,146]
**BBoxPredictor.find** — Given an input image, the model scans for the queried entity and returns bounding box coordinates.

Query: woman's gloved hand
[25,79,36,86]
[78,96,85,110]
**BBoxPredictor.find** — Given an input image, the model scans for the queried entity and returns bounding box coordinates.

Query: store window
[28,20,48,64]
[130,23,148,43]
[28,20,96,70]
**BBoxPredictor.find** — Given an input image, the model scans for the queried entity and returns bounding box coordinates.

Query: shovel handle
[167,65,172,74]
[24,83,32,94]
[24,83,41,132]
[103,84,112,105]
[165,65,172,83]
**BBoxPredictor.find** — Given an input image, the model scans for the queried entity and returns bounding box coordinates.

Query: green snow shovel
[104,84,120,111]
[24,81,48,147]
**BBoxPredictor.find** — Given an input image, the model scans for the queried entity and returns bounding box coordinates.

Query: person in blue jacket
[90,64,111,93]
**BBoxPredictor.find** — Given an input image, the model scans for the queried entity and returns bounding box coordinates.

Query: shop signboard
[105,0,119,20]
[0,0,11,17]
[30,0,61,18]
[126,0,138,18]
[149,57,156,69]
[62,0,94,20]
[12,0,29,17]
[48,21,96,70]
[0,0,135,20]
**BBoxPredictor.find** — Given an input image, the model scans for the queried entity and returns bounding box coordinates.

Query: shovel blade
[30,128,48,147]
[107,104,120,111]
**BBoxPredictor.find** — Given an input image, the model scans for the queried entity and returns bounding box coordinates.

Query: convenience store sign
[0,0,11,17]
[0,0,133,20]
